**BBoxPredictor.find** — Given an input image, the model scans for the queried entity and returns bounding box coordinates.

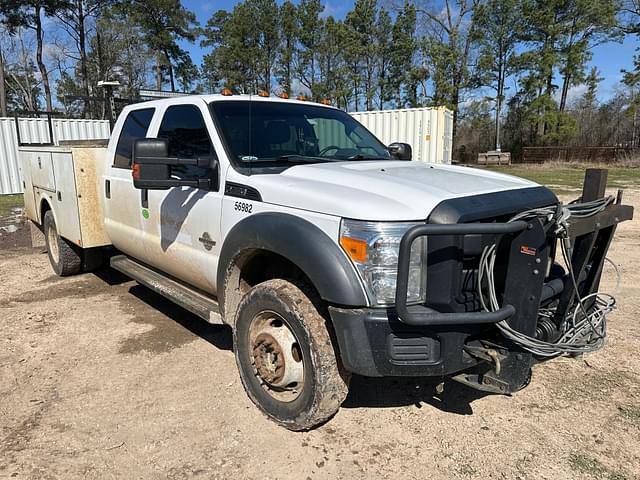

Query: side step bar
[110,255,223,324]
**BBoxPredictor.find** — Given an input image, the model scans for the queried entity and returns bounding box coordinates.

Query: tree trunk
[77,0,90,117]
[155,52,163,90]
[559,70,570,113]
[495,58,504,151]
[164,50,175,92]
[95,29,106,119]
[0,46,7,117]
[35,6,52,113]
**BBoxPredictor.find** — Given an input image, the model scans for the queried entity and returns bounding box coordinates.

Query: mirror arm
[134,156,214,168]
[135,178,211,190]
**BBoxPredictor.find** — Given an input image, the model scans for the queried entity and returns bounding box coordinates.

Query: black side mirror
[388,142,412,161]
[132,138,213,190]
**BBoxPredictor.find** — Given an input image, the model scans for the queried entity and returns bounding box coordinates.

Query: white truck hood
[249,161,540,221]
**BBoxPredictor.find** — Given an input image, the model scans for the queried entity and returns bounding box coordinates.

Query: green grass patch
[482,166,640,195]
[0,194,24,217]
[568,453,627,480]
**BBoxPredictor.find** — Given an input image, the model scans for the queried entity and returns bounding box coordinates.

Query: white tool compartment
[28,150,56,190]
[19,143,111,249]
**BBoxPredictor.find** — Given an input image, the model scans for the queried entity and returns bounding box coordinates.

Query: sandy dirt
[1,191,639,480]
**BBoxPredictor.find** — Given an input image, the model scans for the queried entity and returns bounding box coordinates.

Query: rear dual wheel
[233,279,350,431]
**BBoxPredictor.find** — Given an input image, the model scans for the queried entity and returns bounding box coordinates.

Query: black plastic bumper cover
[329,306,484,377]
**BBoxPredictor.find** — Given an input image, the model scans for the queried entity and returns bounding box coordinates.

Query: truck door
[142,102,223,295]
[103,107,156,261]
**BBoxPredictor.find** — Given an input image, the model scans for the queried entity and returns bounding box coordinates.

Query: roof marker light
[257,90,269,97]
[221,88,233,96]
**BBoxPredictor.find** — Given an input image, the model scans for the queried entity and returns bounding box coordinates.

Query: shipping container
[350,107,453,164]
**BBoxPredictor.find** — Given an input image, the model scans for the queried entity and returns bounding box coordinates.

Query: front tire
[233,279,350,431]
[43,210,82,276]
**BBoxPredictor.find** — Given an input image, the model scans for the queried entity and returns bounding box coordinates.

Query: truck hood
[248,161,540,221]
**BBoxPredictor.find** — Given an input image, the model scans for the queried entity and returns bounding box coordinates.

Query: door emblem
[198,232,216,251]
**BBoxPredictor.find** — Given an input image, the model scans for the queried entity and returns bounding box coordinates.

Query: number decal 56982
[234,201,253,214]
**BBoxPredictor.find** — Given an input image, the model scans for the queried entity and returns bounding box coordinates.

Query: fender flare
[217,212,368,316]
[38,195,55,226]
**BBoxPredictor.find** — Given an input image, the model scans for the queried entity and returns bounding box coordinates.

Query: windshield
[209,100,391,167]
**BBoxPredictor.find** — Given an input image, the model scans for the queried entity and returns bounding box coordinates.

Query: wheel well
[39,198,51,225]
[222,249,319,325]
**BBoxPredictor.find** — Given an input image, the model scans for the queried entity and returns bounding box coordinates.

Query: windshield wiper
[260,154,338,163]
[346,153,390,160]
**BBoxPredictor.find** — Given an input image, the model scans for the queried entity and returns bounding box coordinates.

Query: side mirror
[388,142,412,161]
[132,138,214,190]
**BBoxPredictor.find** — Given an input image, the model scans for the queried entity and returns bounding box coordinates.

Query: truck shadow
[343,376,491,415]
[92,266,489,413]
[160,188,207,251]
[126,284,233,352]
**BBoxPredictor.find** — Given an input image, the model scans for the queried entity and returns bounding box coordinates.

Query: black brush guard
[394,170,633,394]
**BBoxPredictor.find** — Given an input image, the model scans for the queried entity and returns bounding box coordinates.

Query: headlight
[339,219,427,306]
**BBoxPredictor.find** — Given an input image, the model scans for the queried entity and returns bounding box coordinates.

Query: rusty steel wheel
[249,310,305,402]
[233,279,350,431]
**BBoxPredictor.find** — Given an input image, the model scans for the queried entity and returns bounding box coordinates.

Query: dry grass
[483,165,640,194]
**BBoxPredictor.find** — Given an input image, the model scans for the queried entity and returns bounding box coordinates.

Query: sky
[181,0,638,103]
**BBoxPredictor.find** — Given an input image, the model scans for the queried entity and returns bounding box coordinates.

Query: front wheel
[233,279,350,431]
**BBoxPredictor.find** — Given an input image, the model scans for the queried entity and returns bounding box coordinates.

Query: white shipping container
[350,107,453,164]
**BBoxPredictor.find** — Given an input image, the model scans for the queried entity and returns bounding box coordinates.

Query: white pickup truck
[19,94,632,430]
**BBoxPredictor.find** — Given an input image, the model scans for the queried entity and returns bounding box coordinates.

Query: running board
[110,255,223,324]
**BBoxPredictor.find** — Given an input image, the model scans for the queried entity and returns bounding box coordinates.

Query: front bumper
[330,185,633,394]
[329,306,485,377]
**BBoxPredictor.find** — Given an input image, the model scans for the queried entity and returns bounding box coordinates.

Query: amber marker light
[340,236,367,263]
[319,99,331,105]
[276,91,289,99]
[296,94,307,101]
[221,88,233,96]
[132,163,140,181]
[257,90,269,97]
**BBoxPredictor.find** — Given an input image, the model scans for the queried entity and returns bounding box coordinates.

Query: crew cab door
[103,107,156,261]
[141,101,223,294]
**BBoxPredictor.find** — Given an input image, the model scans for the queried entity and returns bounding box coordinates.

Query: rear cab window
[114,108,155,168]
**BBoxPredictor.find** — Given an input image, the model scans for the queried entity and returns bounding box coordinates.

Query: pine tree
[375,7,392,109]
[275,0,298,95]
[473,0,524,150]
[296,0,324,97]
[123,0,198,92]
[388,1,417,108]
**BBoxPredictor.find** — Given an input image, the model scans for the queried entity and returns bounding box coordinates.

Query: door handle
[105,179,111,199]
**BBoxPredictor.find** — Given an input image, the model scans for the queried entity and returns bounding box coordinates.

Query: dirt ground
[1,192,639,480]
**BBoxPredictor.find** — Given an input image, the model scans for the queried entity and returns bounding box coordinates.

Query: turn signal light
[257,90,269,97]
[221,88,233,96]
[340,236,367,263]
[132,163,140,180]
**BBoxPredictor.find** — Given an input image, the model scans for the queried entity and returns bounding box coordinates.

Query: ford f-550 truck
[19,94,633,430]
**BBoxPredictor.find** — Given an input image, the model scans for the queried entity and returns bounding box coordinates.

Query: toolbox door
[29,151,56,191]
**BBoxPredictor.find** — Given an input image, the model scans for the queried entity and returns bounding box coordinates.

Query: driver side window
[157,104,216,179]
